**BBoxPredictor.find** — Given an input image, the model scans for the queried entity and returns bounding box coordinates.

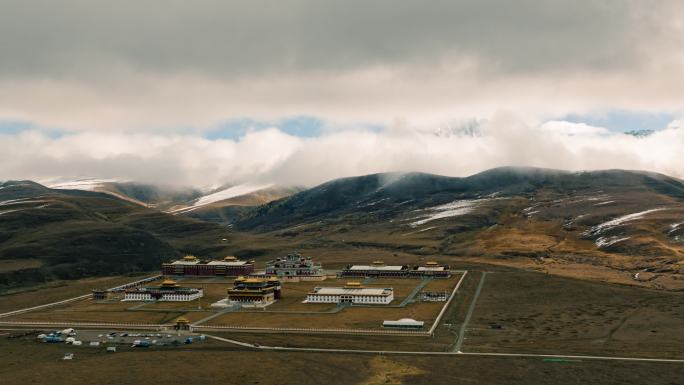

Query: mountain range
[2,167,684,291]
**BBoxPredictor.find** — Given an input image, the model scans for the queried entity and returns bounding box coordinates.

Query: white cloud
[2,115,683,187]
[0,1,683,131]
[539,121,610,136]
[1,1,683,185]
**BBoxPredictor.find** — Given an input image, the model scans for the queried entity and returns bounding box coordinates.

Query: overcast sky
[1,1,683,186]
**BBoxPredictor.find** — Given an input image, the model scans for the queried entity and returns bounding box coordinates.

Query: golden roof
[175,317,190,323]
[183,255,197,261]
[372,260,385,266]
[425,261,439,266]
[344,281,362,288]
[224,256,237,261]
[161,279,179,287]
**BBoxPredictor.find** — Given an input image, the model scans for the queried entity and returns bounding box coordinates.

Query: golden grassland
[204,302,444,329]
[359,356,426,385]
[463,271,684,359]
[0,274,154,313]
[2,334,684,385]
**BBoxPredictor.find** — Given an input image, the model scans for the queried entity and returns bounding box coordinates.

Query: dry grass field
[2,334,684,385]
[463,271,684,358]
[0,274,154,314]
[204,302,444,329]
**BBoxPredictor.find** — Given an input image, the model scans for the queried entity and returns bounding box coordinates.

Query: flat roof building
[306,282,394,305]
[339,261,409,277]
[382,318,425,329]
[410,261,451,278]
[122,279,203,302]
[421,291,449,302]
[162,255,254,277]
[340,261,451,278]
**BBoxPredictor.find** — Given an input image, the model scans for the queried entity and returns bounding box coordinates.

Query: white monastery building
[305,282,394,305]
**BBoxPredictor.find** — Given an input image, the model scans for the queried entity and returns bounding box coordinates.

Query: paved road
[452,271,487,352]
[204,334,684,363]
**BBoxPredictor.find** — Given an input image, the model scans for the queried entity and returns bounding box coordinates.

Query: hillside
[0,181,248,290]
[47,179,302,223]
[236,168,684,289]
[177,186,304,224]
[5,168,684,291]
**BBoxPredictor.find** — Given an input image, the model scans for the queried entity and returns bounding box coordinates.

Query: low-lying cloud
[2,115,682,187]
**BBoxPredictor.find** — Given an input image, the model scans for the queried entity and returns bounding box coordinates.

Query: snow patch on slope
[46,178,119,191]
[170,183,274,214]
[596,236,631,248]
[408,199,488,227]
[669,222,684,233]
[584,208,667,237]
[194,183,274,207]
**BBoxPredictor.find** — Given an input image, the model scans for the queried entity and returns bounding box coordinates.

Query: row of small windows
[308,295,391,303]
[124,293,202,301]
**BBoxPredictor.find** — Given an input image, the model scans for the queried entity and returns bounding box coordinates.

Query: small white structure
[382,318,425,329]
[305,282,394,305]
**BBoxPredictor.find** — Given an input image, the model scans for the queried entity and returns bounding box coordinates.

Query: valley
[2,167,684,384]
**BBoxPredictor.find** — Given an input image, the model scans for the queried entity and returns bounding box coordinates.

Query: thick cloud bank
[2,116,682,187]
[1,1,683,184]
[0,1,683,129]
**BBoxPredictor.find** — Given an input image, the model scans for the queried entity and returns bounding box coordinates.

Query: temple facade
[264,252,325,280]
[306,282,394,305]
[226,276,282,306]
[162,255,255,277]
[122,279,203,302]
